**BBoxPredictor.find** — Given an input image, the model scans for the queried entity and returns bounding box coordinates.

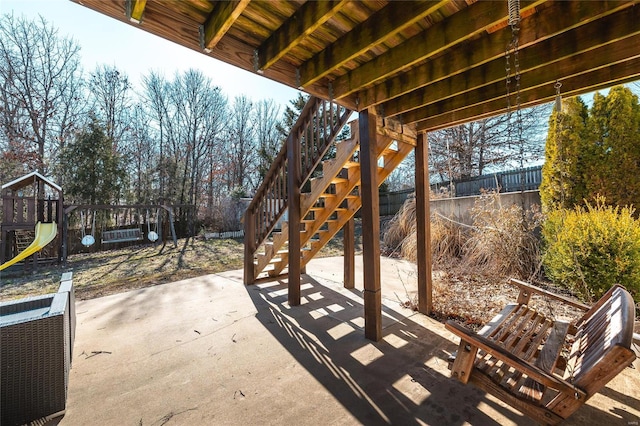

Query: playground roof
[2,171,62,193]
[73,0,640,131]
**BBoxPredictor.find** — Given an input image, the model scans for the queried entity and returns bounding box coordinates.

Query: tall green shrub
[541,86,640,212]
[586,87,640,208]
[542,198,640,303]
[540,97,589,212]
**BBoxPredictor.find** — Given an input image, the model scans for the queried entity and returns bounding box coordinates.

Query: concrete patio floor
[58,256,639,425]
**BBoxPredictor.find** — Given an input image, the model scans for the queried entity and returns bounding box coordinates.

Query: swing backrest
[102,228,143,244]
[564,285,635,395]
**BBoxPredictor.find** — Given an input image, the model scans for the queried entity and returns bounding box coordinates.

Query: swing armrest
[445,320,587,400]
[509,278,589,311]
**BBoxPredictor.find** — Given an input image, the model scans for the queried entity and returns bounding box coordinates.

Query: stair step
[380,146,399,156]
[331,177,348,184]
[343,160,360,168]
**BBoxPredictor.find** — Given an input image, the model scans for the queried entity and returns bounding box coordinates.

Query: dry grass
[0,238,244,301]
[384,191,542,280]
[383,191,554,327]
[463,191,543,280]
[0,234,351,302]
[383,195,466,266]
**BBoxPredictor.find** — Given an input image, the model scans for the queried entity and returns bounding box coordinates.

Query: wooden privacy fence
[378,166,544,217]
[379,189,414,217]
[452,165,542,197]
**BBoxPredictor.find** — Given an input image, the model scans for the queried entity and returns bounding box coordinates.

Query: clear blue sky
[1,0,301,108]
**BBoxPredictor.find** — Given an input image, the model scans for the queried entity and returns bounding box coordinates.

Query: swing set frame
[62,204,179,262]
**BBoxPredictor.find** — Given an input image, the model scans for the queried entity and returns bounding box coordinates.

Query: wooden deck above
[72,0,640,131]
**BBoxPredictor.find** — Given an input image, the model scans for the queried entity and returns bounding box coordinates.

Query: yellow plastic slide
[0,222,57,271]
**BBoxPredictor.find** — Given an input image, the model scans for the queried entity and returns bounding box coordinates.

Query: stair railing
[244,96,352,283]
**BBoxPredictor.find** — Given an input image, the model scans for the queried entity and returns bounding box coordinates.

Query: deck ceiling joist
[73,0,640,132]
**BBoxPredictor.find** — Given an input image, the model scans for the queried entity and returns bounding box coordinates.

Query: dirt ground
[0,232,599,331]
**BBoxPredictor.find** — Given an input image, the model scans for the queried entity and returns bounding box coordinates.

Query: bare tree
[225,95,256,193]
[254,98,283,180]
[141,69,229,214]
[142,71,175,201]
[0,13,84,179]
[127,103,157,204]
[170,69,227,209]
[428,104,550,183]
[88,64,132,150]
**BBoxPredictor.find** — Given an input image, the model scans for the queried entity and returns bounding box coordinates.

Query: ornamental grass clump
[463,191,542,280]
[542,198,640,303]
[382,194,466,266]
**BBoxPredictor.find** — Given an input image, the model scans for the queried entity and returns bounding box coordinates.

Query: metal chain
[509,25,523,167]
[505,40,512,149]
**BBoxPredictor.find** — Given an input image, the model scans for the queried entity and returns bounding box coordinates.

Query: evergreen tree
[276,93,307,136]
[541,86,640,212]
[540,97,589,211]
[61,115,125,204]
[585,86,640,207]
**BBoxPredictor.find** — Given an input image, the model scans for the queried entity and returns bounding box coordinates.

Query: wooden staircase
[244,97,416,283]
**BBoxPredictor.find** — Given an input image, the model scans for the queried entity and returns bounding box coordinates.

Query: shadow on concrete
[244,274,640,425]
[245,275,532,425]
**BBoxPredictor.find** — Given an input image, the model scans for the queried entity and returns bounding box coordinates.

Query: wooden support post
[415,132,433,315]
[343,217,355,289]
[287,133,301,306]
[359,108,382,341]
[243,208,255,285]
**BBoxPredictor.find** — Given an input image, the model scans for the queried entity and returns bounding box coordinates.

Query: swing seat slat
[102,228,143,244]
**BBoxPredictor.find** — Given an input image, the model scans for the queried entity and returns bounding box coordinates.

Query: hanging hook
[555,80,563,112]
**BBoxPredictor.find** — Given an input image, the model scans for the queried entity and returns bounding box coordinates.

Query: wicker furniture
[1,272,75,426]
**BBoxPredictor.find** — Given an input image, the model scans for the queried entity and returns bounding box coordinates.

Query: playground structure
[0,171,191,271]
[0,172,64,270]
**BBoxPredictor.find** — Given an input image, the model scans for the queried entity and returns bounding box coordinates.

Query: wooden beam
[210,31,358,109]
[287,132,301,306]
[299,0,448,88]
[383,5,640,118]
[343,217,355,289]
[403,30,640,126]
[359,108,382,341]
[127,0,147,23]
[332,0,541,100]
[201,0,250,52]
[258,0,347,71]
[354,0,633,109]
[415,56,640,132]
[415,133,432,315]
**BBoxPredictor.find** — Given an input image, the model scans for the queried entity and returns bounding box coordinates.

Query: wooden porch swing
[446,279,636,425]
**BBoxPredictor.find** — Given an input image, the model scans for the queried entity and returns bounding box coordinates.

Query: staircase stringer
[298,130,410,246]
